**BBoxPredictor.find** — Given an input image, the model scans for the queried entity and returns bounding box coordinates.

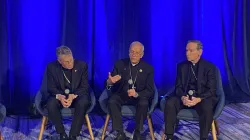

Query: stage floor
[1,103,250,140]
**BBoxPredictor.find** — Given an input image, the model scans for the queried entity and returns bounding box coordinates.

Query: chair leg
[85,114,94,140]
[101,114,110,140]
[0,131,3,140]
[211,120,217,140]
[214,120,220,135]
[147,115,155,140]
[38,116,48,140]
[161,132,166,140]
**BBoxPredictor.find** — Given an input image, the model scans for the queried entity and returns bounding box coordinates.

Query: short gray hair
[56,46,72,58]
[188,40,203,50]
[130,41,144,52]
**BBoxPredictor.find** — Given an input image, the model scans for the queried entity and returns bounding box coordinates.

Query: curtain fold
[0,0,249,114]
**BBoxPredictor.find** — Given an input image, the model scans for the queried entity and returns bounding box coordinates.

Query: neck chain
[62,70,71,84]
[129,64,139,88]
[190,66,197,81]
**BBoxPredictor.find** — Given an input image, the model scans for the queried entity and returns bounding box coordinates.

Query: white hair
[129,41,144,52]
[56,46,72,58]
[188,40,203,50]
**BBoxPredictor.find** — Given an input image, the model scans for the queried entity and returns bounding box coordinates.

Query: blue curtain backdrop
[0,0,249,114]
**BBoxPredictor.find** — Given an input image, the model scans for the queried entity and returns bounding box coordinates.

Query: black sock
[117,130,124,134]
[134,129,140,134]
[60,132,66,135]
[166,134,173,139]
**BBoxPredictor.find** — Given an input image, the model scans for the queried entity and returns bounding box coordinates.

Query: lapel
[125,59,131,81]
[197,58,204,94]
[56,62,65,91]
[137,61,142,75]
[183,62,190,93]
[71,61,78,91]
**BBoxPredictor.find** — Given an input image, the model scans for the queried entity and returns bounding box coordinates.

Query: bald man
[106,41,155,140]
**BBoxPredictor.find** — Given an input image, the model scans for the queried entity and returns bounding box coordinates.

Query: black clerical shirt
[62,67,72,91]
[188,61,199,96]
[130,62,140,88]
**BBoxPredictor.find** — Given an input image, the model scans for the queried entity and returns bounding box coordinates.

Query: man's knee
[199,99,214,115]
[108,95,120,106]
[76,97,90,109]
[47,97,60,108]
[165,96,180,109]
[137,97,149,107]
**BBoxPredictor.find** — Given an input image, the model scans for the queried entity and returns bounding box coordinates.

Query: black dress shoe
[165,134,174,140]
[69,135,77,140]
[114,132,126,140]
[60,133,68,140]
[132,130,141,140]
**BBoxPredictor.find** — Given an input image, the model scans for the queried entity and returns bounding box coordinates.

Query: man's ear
[141,52,144,58]
[199,49,203,56]
[57,59,61,64]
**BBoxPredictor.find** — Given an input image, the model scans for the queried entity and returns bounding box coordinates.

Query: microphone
[128,79,133,89]
[188,90,194,100]
[64,89,70,99]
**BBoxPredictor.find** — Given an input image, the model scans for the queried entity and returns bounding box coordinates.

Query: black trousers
[164,96,217,139]
[46,94,90,136]
[108,93,149,132]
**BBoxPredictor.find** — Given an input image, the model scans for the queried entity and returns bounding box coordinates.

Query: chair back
[0,103,6,123]
[98,89,111,114]
[148,84,159,114]
[213,67,225,119]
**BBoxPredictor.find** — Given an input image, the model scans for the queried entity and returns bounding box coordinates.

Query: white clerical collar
[191,59,200,66]
[131,62,139,66]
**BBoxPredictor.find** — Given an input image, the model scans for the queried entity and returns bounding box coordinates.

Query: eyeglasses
[129,51,141,56]
[62,58,74,64]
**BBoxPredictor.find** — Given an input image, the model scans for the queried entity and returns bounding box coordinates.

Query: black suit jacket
[174,58,216,99]
[108,58,154,99]
[43,60,88,101]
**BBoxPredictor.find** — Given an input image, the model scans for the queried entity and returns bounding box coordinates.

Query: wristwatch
[135,92,139,98]
[106,83,113,90]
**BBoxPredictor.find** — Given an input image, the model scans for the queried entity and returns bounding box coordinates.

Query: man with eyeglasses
[44,46,90,140]
[106,41,155,140]
[163,40,217,140]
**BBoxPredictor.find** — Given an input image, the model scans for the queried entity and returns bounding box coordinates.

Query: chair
[0,103,6,140]
[35,69,96,140]
[99,85,158,140]
[160,67,225,140]
[35,88,96,140]
[0,103,6,123]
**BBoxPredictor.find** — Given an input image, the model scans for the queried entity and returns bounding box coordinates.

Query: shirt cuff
[74,95,78,99]
[106,83,113,90]
[56,94,60,100]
